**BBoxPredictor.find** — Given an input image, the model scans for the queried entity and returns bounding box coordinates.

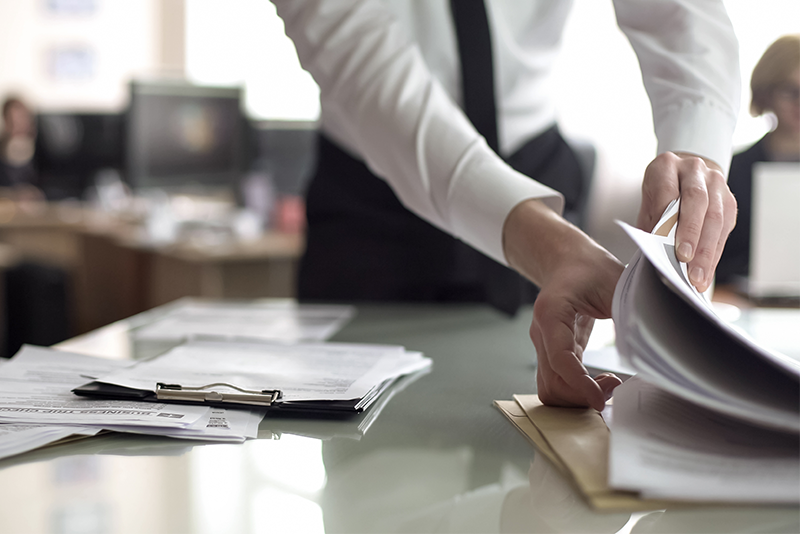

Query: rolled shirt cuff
[654,99,737,177]
[448,143,565,267]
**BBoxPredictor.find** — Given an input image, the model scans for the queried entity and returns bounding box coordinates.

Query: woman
[717,34,800,286]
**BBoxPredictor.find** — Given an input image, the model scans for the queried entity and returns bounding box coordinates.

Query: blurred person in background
[1,96,37,187]
[0,95,44,205]
[716,34,800,288]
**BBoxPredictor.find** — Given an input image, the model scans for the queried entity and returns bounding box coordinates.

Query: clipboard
[73,377,399,416]
[71,339,431,416]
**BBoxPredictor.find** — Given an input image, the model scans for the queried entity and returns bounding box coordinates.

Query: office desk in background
[0,302,797,534]
[0,202,305,335]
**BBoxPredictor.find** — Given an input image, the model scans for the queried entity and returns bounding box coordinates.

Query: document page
[0,346,209,428]
[0,424,102,461]
[96,340,431,402]
[608,377,800,503]
[616,220,799,377]
[133,300,355,342]
[0,346,271,461]
[103,407,265,442]
[0,345,135,386]
[611,203,800,432]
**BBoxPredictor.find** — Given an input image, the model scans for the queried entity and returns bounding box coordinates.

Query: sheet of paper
[617,221,799,377]
[0,346,210,428]
[0,344,135,385]
[96,340,431,402]
[0,424,102,461]
[104,407,265,442]
[612,220,800,433]
[132,300,355,342]
[608,377,800,503]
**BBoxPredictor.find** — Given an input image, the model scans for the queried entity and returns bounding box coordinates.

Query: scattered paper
[132,300,355,343]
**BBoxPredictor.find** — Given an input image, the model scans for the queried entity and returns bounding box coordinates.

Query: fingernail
[690,266,704,286]
[678,242,693,261]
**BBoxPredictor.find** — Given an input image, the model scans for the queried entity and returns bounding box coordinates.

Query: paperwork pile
[499,201,800,507]
[0,346,264,461]
[0,303,430,461]
[609,201,799,503]
[74,339,431,414]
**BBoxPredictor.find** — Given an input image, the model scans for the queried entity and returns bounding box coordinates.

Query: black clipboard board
[72,380,378,416]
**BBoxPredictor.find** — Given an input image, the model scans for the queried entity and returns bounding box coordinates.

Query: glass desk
[0,303,797,534]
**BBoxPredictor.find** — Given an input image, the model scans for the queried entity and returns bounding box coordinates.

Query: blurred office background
[0,0,797,355]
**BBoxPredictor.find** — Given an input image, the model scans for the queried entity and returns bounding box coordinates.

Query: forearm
[503,199,621,296]
[507,199,625,410]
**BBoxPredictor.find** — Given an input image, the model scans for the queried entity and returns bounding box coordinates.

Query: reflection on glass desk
[0,303,798,534]
[728,307,800,362]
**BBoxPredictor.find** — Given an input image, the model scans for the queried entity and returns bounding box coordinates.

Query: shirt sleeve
[613,0,740,176]
[271,0,563,266]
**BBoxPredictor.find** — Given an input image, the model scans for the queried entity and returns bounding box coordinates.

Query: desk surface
[0,303,797,534]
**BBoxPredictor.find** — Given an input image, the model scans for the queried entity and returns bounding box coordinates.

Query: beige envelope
[495,395,686,512]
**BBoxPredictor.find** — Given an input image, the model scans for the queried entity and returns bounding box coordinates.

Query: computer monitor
[125,81,246,193]
[747,161,800,300]
[34,112,124,200]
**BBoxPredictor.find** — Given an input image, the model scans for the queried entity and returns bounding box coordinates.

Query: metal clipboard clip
[155,382,283,406]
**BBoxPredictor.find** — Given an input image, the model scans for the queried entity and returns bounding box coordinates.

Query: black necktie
[450,0,524,315]
[450,0,499,152]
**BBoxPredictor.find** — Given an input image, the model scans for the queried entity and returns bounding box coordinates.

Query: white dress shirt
[272,0,740,266]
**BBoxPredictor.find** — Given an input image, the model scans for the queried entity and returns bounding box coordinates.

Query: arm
[504,199,624,411]
[272,0,563,265]
[614,0,740,291]
[274,0,624,408]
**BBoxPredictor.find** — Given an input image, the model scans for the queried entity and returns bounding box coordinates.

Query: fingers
[595,373,623,402]
[518,214,624,413]
[531,298,606,411]
[672,158,708,267]
[532,317,620,410]
[638,154,681,233]
[675,158,736,291]
[640,152,737,292]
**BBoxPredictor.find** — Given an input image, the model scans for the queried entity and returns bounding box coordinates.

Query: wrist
[502,199,609,288]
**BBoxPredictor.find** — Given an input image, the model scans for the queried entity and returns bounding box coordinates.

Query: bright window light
[185,0,320,121]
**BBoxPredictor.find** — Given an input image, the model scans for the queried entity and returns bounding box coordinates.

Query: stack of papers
[75,339,430,413]
[498,201,800,506]
[608,201,799,503]
[0,346,266,461]
[0,302,429,462]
